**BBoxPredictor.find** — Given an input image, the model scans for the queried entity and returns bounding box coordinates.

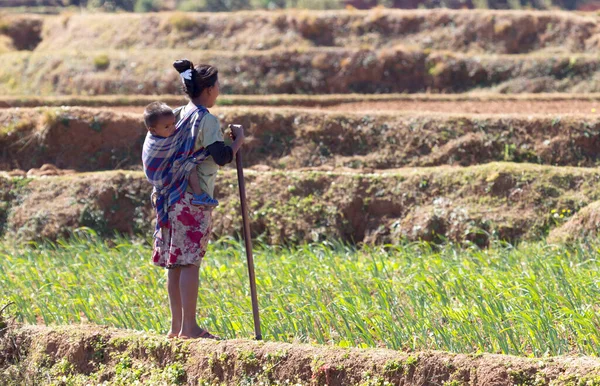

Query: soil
[3,106,600,173]
[2,323,600,385]
[2,104,599,245]
[319,100,600,114]
[93,99,600,115]
[1,163,599,245]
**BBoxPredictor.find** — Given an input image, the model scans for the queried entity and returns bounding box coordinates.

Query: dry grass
[31,10,600,55]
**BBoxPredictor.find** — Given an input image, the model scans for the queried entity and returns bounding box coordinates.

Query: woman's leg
[167,267,183,338]
[179,264,203,338]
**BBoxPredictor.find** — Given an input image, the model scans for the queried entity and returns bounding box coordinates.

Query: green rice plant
[2,232,600,356]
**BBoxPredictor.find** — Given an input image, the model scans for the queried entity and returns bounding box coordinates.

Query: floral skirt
[152,192,213,269]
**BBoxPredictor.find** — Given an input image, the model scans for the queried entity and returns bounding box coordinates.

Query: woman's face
[205,80,220,108]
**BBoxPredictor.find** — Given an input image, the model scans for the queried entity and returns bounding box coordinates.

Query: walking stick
[235,147,262,340]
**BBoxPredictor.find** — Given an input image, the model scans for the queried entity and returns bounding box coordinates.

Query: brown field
[104,99,600,114]
[320,99,600,114]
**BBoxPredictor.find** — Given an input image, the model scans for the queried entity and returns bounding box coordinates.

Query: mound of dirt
[35,10,600,55]
[2,323,600,385]
[3,107,600,172]
[1,163,599,245]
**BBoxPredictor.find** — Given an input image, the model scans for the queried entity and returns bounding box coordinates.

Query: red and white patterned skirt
[152,192,213,268]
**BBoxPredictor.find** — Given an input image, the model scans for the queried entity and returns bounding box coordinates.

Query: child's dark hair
[173,59,218,99]
[144,102,174,131]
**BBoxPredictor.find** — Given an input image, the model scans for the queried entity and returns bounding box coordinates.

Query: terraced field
[3,11,600,95]
[2,96,600,245]
[4,8,600,386]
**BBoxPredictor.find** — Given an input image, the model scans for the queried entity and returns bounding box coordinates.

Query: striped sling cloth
[142,103,210,239]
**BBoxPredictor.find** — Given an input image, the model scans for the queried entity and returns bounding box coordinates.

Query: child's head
[144,102,176,137]
[173,59,220,108]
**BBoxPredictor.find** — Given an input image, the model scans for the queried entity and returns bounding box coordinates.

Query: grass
[2,231,600,357]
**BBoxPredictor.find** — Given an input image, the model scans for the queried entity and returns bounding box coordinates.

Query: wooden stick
[235,150,262,340]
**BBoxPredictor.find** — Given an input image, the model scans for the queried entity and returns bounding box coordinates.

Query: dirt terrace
[2,323,600,385]
[2,106,600,173]
[2,10,599,55]
[5,48,600,95]
[1,163,600,245]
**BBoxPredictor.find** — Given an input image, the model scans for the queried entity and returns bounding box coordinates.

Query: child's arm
[188,169,204,196]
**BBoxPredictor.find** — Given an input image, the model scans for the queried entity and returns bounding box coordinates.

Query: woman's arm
[205,124,245,166]
[206,142,233,166]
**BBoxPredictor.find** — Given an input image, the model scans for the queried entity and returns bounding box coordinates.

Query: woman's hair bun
[173,59,194,74]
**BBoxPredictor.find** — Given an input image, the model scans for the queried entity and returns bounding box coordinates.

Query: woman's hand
[228,124,245,141]
[228,124,246,156]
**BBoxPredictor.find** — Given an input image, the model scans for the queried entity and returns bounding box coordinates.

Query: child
[143,102,219,207]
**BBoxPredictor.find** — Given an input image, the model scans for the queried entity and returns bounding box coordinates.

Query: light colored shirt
[180,107,223,197]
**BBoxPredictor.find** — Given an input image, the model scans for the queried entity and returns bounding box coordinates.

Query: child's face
[152,114,176,137]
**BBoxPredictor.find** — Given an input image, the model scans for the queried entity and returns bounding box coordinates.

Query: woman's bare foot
[167,332,179,339]
[179,325,221,340]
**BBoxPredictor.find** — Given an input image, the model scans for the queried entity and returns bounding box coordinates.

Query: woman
[152,59,245,339]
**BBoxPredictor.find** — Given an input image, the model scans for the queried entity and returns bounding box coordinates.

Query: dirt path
[95,100,600,115]
[322,100,600,114]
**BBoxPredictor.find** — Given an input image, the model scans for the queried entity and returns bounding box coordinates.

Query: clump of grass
[168,13,196,32]
[93,54,110,71]
[42,109,60,130]
[383,360,403,375]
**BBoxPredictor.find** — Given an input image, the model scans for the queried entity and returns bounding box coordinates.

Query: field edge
[2,322,600,385]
